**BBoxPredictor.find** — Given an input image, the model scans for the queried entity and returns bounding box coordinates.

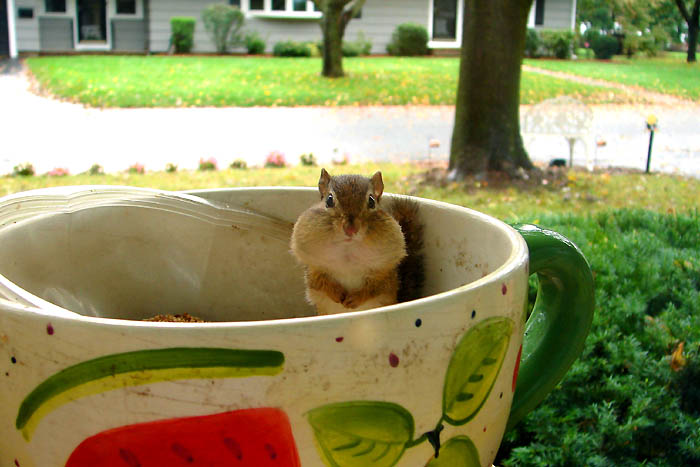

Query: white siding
[14,0,39,51]
[541,0,573,30]
[148,0,429,54]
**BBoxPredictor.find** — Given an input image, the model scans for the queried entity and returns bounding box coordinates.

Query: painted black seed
[415,318,422,327]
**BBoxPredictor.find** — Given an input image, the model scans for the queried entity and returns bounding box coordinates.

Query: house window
[229,0,241,6]
[116,0,136,14]
[45,0,66,13]
[18,7,34,18]
[535,0,545,26]
[249,0,263,10]
[432,0,457,41]
[293,0,306,11]
[272,0,284,10]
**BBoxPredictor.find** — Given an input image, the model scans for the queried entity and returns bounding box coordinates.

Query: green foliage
[343,31,372,57]
[299,153,317,167]
[230,159,247,170]
[387,23,429,56]
[496,209,700,466]
[273,40,312,57]
[591,34,619,59]
[539,30,575,59]
[525,28,542,58]
[88,163,104,175]
[170,17,196,54]
[12,162,35,177]
[245,31,266,55]
[264,151,287,168]
[201,3,244,54]
[165,163,178,173]
[576,48,595,59]
[198,157,217,171]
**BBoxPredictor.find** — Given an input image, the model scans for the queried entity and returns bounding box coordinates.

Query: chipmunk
[291,168,424,315]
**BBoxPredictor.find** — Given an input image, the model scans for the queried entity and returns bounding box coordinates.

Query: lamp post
[645,115,657,174]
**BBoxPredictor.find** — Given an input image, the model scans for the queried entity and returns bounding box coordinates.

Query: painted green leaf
[443,317,514,425]
[16,347,284,440]
[307,401,414,467]
[425,436,481,467]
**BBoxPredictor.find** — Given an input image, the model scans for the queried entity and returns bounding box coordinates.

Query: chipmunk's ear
[318,168,331,197]
[370,171,384,201]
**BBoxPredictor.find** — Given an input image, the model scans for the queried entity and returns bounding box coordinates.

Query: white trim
[570,0,577,31]
[527,1,535,28]
[244,0,319,18]
[7,0,18,57]
[427,0,463,49]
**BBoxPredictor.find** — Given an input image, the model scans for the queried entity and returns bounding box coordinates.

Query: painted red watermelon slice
[65,408,300,466]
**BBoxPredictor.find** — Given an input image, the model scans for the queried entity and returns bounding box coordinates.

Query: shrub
[230,159,247,169]
[591,34,618,59]
[386,23,429,56]
[165,163,178,173]
[88,163,104,175]
[127,163,145,174]
[170,17,196,54]
[245,31,266,54]
[539,29,574,59]
[524,28,541,58]
[264,151,287,168]
[496,210,700,466]
[575,47,595,59]
[198,157,217,171]
[273,40,311,57]
[12,162,34,177]
[47,167,69,177]
[202,4,244,54]
[299,153,317,166]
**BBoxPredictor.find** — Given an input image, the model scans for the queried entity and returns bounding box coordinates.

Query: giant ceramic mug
[0,186,594,467]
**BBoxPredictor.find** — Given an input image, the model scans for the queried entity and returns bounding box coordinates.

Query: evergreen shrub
[245,31,266,54]
[539,30,575,59]
[170,17,196,53]
[273,40,312,57]
[591,34,619,59]
[496,209,700,466]
[201,4,244,54]
[386,23,429,56]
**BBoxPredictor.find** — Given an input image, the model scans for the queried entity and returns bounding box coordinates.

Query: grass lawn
[26,55,637,108]
[3,163,698,220]
[525,53,700,101]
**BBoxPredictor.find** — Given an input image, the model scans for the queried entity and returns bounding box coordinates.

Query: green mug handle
[506,224,595,431]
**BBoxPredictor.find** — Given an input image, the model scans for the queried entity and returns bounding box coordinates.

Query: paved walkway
[1,61,698,177]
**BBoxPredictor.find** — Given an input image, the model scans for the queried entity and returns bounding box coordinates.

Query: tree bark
[674,0,700,62]
[449,0,535,178]
[320,2,347,77]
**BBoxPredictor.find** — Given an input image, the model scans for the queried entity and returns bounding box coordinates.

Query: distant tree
[673,0,700,61]
[311,0,367,77]
[449,0,535,178]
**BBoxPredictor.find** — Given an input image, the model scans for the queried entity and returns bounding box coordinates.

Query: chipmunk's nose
[343,217,358,237]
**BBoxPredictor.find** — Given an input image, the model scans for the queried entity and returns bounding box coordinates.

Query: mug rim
[0,186,529,328]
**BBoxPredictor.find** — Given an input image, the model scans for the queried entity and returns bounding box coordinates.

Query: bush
[88,163,104,175]
[386,23,429,56]
[202,4,244,54]
[198,157,217,171]
[524,28,541,58]
[170,17,196,54]
[299,153,317,166]
[496,210,700,466]
[591,34,618,59]
[165,163,178,173]
[12,162,34,177]
[575,47,594,59]
[47,167,69,177]
[230,159,247,169]
[245,31,266,54]
[273,40,312,57]
[127,163,145,174]
[539,29,574,59]
[264,151,287,168]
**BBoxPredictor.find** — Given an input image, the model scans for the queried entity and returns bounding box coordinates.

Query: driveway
[1,61,698,177]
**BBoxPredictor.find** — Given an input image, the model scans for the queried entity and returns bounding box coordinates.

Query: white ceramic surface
[0,186,529,467]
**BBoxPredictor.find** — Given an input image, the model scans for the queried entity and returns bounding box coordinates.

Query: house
[2,0,575,57]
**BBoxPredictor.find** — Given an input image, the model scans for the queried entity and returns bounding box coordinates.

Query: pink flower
[48,167,69,177]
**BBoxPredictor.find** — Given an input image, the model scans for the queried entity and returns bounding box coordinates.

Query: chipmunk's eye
[368,194,376,209]
[326,194,335,208]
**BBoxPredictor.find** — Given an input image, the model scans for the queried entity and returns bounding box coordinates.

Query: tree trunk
[449,0,534,178]
[320,3,348,78]
[687,14,698,62]
[675,0,700,63]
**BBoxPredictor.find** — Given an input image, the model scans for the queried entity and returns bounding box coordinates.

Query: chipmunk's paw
[342,292,366,309]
